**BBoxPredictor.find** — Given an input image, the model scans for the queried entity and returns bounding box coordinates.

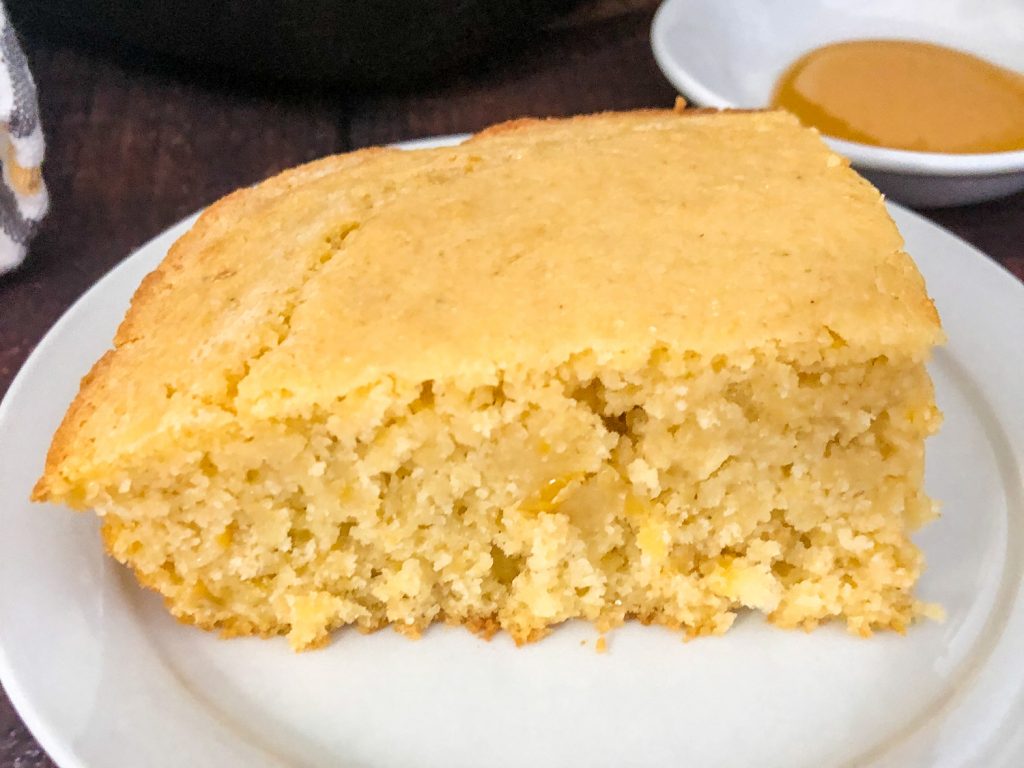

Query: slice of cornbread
[33,108,943,650]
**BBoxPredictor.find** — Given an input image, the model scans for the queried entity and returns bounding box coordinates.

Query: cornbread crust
[34,143,392,497]
[35,108,943,649]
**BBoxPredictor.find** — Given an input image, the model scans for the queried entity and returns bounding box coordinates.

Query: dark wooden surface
[1,5,1022,766]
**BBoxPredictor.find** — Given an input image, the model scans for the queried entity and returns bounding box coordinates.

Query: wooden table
[1,5,1021,765]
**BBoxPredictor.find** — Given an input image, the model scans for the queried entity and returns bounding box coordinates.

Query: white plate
[2,136,1024,768]
[650,0,1024,207]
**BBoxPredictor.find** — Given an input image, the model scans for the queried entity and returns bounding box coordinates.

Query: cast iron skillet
[9,0,585,87]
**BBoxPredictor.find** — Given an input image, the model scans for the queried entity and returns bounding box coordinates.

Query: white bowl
[651,0,1024,208]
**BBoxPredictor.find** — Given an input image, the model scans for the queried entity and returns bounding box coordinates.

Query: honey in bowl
[771,39,1024,154]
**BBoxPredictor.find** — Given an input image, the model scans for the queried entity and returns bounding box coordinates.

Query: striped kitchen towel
[0,2,46,275]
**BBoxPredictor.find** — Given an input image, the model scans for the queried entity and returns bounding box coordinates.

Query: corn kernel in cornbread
[33,109,943,650]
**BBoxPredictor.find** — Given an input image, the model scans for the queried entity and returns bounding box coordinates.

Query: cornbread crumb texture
[35,109,943,650]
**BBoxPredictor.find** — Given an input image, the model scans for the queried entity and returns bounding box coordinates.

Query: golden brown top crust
[34,108,942,501]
